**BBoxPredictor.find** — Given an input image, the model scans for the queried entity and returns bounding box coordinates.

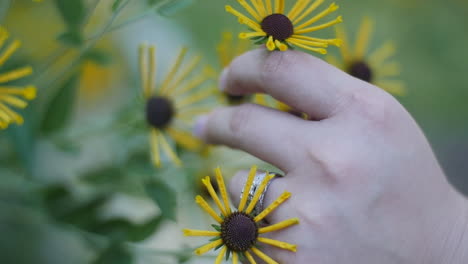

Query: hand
[193,49,468,264]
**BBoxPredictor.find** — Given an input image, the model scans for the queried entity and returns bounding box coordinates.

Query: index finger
[219,48,372,120]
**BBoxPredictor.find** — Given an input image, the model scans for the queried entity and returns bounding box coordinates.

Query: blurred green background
[0,0,467,263]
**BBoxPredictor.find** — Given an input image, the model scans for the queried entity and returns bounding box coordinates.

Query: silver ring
[242,171,282,217]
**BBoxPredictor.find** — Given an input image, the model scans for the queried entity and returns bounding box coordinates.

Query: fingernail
[193,115,209,139]
[219,67,229,91]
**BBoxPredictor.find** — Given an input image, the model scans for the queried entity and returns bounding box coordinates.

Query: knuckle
[228,104,257,142]
[260,51,295,88]
[348,88,400,129]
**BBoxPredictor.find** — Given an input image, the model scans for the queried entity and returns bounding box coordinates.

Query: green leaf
[145,179,176,221]
[40,73,80,134]
[157,0,194,17]
[84,49,113,66]
[57,30,84,47]
[53,0,86,29]
[93,243,133,264]
[112,0,124,11]
[89,216,163,242]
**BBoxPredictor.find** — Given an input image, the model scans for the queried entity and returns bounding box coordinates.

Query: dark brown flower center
[145,96,174,129]
[225,93,246,105]
[348,61,373,82]
[221,212,258,252]
[261,14,294,41]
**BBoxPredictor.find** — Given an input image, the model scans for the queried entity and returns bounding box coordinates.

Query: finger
[195,103,307,173]
[219,48,371,120]
[228,170,294,227]
[228,170,300,263]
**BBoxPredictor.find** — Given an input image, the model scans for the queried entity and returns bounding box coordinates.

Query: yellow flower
[139,44,214,167]
[226,0,342,53]
[0,26,37,130]
[327,17,406,95]
[184,166,299,264]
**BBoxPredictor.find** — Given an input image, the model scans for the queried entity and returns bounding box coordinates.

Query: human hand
[193,49,468,264]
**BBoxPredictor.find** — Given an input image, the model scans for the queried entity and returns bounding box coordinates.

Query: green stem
[86,0,170,41]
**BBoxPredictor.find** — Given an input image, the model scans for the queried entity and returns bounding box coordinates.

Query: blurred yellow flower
[183,166,299,264]
[226,0,342,53]
[0,26,37,130]
[139,44,214,167]
[327,17,406,96]
[216,31,251,105]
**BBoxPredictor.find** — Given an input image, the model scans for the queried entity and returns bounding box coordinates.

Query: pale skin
[193,49,468,264]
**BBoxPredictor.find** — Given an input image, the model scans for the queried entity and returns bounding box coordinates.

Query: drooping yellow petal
[238,166,257,212]
[215,246,227,264]
[259,218,300,234]
[375,62,401,78]
[158,130,182,166]
[251,247,279,264]
[288,0,312,22]
[354,17,374,60]
[195,195,223,223]
[160,47,187,95]
[295,16,343,34]
[257,237,297,252]
[232,252,239,264]
[335,25,352,63]
[287,39,327,54]
[368,41,396,67]
[291,34,342,46]
[254,0,268,17]
[244,251,257,264]
[0,95,27,108]
[175,87,214,109]
[274,40,288,51]
[239,31,266,39]
[0,66,33,83]
[147,46,156,96]
[0,40,21,67]
[0,103,23,124]
[0,27,9,48]
[295,3,339,30]
[171,74,210,97]
[202,176,227,216]
[274,0,284,13]
[215,167,232,215]
[254,191,291,222]
[237,0,261,21]
[166,127,201,151]
[149,129,161,167]
[139,44,149,97]
[292,0,325,25]
[183,229,220,237]
[194,239,223,256]
[226,6,262,32]
[287,37,328,48]
[264,0,273,15]
[245,173,275,214]
[266,36,275,51]
[0,85,36,99]
[166,55,201,95]
[375,80,406,96]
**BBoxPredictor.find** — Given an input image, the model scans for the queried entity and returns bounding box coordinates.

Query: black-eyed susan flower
[327,17,406,95]
[0,26,37,130]
[139,44,215,167]
[226,0,342,53]
[183,166,299,264]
